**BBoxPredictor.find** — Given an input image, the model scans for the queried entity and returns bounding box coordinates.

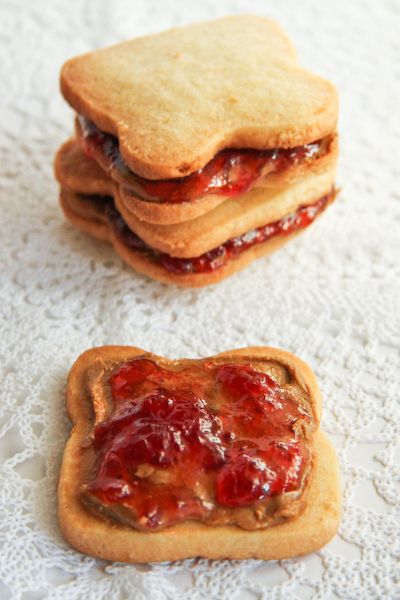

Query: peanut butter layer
[78,353,319,531]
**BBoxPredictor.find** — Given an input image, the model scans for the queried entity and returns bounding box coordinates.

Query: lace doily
[1,0,399,598]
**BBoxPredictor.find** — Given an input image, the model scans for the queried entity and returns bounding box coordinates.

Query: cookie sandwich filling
[77,115,334,205]
[81,357,316,531]
[72,189,335,275]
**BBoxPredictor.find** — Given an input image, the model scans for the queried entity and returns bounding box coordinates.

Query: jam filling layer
[82,358,313,531]
[98,190,332,274]
[78,115,328,204]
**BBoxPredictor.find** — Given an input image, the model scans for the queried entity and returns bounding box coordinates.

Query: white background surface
[1,0,399,598]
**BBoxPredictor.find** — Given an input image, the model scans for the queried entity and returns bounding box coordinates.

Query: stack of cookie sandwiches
[55,16,338,287]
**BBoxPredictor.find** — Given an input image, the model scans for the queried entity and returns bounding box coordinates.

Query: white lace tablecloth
[1,0,399,598]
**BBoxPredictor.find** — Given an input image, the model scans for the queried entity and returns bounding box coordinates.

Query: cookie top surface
[60,16,338,179]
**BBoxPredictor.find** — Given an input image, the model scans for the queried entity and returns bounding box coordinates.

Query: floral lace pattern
[0,0,399,598]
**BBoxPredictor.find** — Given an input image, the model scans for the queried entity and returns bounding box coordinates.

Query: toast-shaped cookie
[58,134,337,225]
[59,185,336,287]
[61,16,338,180]
[56,140,336,257]
[114,171,336,258]
[58,346,340,562]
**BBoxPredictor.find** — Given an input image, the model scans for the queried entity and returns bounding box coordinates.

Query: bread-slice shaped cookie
[58,345,340,562]
[74,117,337,224]
[55,138,337,234]
[59,183,336,287]
[61,16,338,180]
[56,137,336,258]
[115,169,336,258]
[63,127,337,226]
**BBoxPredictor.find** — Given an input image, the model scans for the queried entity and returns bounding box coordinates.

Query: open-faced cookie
[58,346,340,562]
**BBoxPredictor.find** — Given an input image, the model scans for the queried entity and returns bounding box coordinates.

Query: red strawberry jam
[78,115,326,204]
[216,440,304,507]
[217,364,309,439]
[104,190,333,274]
[83,359,313,530]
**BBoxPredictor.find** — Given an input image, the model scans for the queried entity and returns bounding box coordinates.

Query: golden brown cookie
[64,129,337,225]
[56,139,337,258]
[61,16,338,180]
[114,170,336,258]
[58,345,340,562]
[60,186,336,288]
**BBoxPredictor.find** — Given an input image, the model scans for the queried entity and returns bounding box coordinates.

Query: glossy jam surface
[84,359,311,530]
[78,115,325,204]
[105,192,332,274]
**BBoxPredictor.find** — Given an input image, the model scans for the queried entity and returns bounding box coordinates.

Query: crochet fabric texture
[0,0,399,598]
